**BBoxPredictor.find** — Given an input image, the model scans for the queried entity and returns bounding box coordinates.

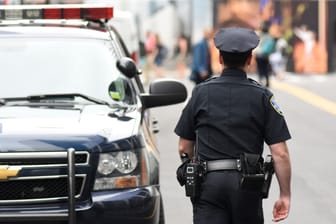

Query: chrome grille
[0,176,85,202]
[0,151,89,204]
[0,154,87,166]
[0,151,89,167]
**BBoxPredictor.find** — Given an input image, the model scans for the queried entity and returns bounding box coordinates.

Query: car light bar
[0,4,113,20]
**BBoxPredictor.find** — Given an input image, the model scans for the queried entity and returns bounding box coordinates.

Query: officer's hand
[272,196,290,222]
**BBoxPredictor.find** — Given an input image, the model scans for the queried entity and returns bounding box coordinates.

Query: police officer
[174,27,291,224]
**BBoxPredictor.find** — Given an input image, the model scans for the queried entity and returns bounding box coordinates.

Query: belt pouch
[240,174,265,192]
[240,153,265,192]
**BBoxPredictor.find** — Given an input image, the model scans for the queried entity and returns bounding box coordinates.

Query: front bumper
[0,186,161,224]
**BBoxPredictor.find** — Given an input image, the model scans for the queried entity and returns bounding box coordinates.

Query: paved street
[149,67,336,224]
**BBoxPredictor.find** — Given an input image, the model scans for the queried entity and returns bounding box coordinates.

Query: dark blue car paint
[0,105,160,224]
[0,187,160,224]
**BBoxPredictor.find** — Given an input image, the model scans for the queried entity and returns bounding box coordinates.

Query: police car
[0,4,187,224]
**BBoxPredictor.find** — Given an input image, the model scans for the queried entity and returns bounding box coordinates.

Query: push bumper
[0,186,161,224]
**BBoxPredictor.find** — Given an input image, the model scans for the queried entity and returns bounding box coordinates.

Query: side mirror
[140,79,188,109]
[116,57,137,78]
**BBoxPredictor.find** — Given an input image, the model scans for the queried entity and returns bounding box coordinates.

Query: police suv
[0,5,187,224]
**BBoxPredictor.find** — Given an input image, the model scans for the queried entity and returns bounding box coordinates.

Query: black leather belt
[206,159,241,172]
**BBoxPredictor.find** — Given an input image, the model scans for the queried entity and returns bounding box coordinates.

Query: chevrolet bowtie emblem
[0,166,21,180]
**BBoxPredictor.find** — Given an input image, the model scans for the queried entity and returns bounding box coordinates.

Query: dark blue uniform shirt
[174,69,291,160]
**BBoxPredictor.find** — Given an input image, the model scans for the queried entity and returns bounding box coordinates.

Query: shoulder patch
[270,96,283,116]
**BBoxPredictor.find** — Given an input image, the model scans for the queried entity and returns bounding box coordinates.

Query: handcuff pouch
[239,153,265,192]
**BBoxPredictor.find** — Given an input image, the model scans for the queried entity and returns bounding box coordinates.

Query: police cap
[214,27,259,53]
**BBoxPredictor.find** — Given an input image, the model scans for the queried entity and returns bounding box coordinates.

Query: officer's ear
[246,54,253,66]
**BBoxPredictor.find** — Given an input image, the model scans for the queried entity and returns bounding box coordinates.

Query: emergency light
[0,5,113,21]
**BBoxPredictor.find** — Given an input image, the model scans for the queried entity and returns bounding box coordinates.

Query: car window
[0,37,135,105]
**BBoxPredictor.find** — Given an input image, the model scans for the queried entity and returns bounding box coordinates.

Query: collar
[220,69,247,79]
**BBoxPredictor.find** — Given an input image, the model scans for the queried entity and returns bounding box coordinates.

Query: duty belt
[206,159,241,172]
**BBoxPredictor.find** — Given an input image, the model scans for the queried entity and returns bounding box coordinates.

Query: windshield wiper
[0,93,129,109]
[2,93,108,105]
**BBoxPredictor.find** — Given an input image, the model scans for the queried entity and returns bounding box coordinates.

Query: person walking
[269,35,288,80]
[189,29,213,85]
[255,22,275,87]
[142,31,157,84]
[174,34,189,80]
[153,33,168,78]
[175,27,291,224]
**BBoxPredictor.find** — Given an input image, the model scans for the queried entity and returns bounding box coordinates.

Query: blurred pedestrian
[293,25,327,74]
[145,31,157,55]
[189,29,213,85]
[255,22,275,87]
[269,27,288,80]
[153,33,168,78]
[143,31,157,84]
[294,25,315,60]
[174,34,189,80]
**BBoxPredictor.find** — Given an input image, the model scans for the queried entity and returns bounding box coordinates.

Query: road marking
[272,81,336,116]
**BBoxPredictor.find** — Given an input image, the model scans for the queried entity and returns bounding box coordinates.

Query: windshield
[0,37,133,104]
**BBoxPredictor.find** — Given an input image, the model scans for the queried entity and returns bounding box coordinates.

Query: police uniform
[174,27,291,224]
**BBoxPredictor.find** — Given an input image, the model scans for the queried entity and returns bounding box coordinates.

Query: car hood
[0,105,141,151]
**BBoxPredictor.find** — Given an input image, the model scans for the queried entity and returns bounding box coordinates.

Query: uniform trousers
[192,171,264,224]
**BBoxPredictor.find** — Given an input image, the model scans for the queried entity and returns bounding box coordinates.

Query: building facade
[213,0,335,74]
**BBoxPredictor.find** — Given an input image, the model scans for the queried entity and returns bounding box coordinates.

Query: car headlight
[97,153,116,175]
[115,151,138,174]
[94,149,147,191]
